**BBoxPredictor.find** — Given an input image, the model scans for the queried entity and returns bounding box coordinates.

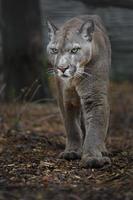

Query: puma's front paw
[81,155,111,168]
[59,150,81,160]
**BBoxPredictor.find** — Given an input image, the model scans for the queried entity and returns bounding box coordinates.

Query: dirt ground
[0,83,133,200]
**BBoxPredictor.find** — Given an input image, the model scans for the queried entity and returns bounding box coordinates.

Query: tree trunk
[1,0,50,101]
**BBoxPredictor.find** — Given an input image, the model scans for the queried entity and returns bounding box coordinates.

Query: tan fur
[47,15,111,168]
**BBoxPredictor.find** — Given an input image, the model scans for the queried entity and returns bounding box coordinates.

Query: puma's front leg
[81,95,111,168]
[59,103,83,160]
[56,79,83,160]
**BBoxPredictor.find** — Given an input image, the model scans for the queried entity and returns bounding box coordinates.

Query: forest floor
[0,82,133,200]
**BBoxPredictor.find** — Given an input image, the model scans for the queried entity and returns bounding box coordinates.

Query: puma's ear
[46,19,58,41]
[79,19,94,41]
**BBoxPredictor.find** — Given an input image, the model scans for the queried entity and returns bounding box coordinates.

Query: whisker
[47,68,54,71]
[82,72,92,77]
[47,72,55,75]
[47,71,54,73]
[76,72,92,81]
[47,70,55,75]
[77,71,92,77]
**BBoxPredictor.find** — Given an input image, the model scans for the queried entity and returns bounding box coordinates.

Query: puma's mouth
[56,65,77,79]
[61,74,69,78]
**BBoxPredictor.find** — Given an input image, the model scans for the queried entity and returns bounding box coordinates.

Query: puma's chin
[58,72,74,79]
[61,74,70,78]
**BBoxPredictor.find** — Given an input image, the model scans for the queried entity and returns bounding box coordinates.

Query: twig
[0,84,6,95]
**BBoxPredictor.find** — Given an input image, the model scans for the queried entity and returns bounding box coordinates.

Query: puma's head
[46,18,94,80]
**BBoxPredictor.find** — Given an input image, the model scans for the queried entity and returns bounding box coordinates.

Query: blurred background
[0,0,133,101]
[0,1,132,197]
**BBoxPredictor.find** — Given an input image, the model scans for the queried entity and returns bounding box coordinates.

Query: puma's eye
[71,47,81,54]
[50,48,58,54]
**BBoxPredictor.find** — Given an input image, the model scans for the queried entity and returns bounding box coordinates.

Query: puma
[46,15,111,168]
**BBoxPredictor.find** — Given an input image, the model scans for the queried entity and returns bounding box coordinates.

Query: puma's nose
[57,66,69,73]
